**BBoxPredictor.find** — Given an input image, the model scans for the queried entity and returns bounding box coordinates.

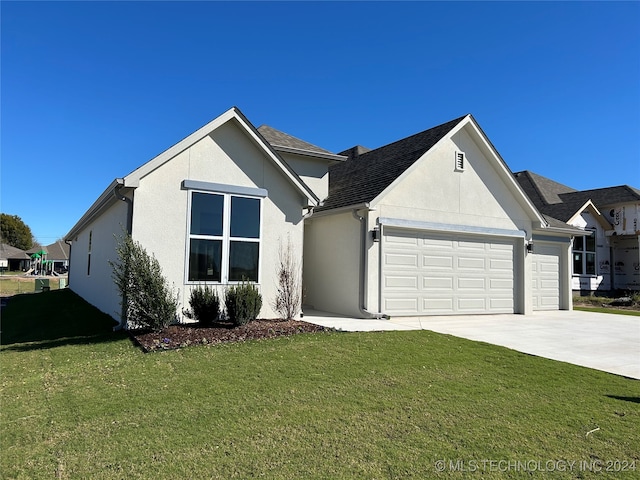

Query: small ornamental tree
[272,236,302,320]
[225,281,262,326]
[110,233,179,331]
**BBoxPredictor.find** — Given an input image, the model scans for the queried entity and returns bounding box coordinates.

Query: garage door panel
[423,298,454,313]
[386,232,418,245]
[423,276,454,289]
[382,228,516,316]
[385,275,418,289]
[458,298,487,310]
[490,278,513,290]
[457,277,486,289]
[490,298,514,309]
[423,255,453,268]
[424,237,454,249]
[458,257,485,270]
[490,258,512,270]
[385,253,418,267]
[385,297,418,312]
[458,240,486,251]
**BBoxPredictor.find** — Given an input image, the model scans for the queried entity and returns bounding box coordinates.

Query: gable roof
[317,115,468,211]
[45,240,70,260]
[0,243,30,260]
[514,170,640,223]
[66,107,322,241]
[123,107,319,205]
[257,125,346,162]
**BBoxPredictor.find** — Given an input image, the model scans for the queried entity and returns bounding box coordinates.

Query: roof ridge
[257,124,336,156]
[357,114,468,158]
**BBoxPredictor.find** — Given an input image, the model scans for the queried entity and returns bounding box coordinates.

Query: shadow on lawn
[0,289,123,352]
[606,395,640,404]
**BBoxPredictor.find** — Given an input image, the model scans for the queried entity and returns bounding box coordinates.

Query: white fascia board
[64,178,124,241]
[567,200,613,230]
[271,144,347,163]
[379,217,526,238]
[309,203,372,218]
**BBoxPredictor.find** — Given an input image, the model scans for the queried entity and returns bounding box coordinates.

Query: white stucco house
[515,171,640,294]
[65,107,583,327]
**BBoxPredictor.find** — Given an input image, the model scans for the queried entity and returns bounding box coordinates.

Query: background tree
[0,213,34,250]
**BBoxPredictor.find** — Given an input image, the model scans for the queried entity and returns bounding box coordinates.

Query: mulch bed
[130,319,332,352]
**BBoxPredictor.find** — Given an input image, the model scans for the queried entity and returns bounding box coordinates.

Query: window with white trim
[572,231,596,275]
[188,191,261,283]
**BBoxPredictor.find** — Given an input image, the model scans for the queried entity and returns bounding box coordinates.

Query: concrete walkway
[302,309,640,380]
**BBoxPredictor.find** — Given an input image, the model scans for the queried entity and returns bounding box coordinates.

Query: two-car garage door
[382,228,516,316]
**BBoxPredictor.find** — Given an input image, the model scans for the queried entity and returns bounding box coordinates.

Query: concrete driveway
[302,309,640,379]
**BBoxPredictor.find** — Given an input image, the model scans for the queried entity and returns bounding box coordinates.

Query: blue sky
[2,1,639,245]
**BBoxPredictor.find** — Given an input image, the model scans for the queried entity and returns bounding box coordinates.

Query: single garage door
[531,243,561,310]
[382,228,515,316]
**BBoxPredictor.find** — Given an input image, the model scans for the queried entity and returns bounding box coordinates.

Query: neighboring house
[515,171,640,293]
[0,243,30,272]
[45,240,70,274]
[65,107,581,326]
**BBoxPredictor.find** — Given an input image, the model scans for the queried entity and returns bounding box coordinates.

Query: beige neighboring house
[65,107,582,327]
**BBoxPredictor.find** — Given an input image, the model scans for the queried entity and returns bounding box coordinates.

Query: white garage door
[382,228,515,316]
[531,243,561,310]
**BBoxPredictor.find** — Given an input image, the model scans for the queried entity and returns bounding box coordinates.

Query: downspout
[114,182,133,235]
[352,208,388,319]
[113,181,134,331]
[64,239,72,287]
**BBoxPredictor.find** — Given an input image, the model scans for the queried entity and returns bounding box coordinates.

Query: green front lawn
[1,291,638,479]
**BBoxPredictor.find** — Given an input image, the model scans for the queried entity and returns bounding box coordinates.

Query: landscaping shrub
[272,236,302,320]
[110,233,179,332]
[189,284,221,325]
[225,281,262,326]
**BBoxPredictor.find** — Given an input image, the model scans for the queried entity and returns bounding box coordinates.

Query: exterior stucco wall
[278,152,331,202]
[303,211,361,317]
[376,128,533,233]
[131,119,307,320]
[68,197,130,322]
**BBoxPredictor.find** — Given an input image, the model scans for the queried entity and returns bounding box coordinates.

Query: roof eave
[65,179,125,241]
[271,144,347,163]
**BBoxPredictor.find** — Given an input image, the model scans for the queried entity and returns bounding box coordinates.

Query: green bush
[110,233,179,332]
[225,281,262,326]
[189,285,220,325]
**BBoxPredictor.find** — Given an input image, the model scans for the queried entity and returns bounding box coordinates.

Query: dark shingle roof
[514,170,640,223]
[257,125,336,156]
[318,115,467,211]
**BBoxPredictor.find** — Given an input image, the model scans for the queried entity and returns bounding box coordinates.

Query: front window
[573,232,596,275]
[188,191,261,283]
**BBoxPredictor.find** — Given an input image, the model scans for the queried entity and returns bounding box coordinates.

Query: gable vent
[455,151,465,172]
